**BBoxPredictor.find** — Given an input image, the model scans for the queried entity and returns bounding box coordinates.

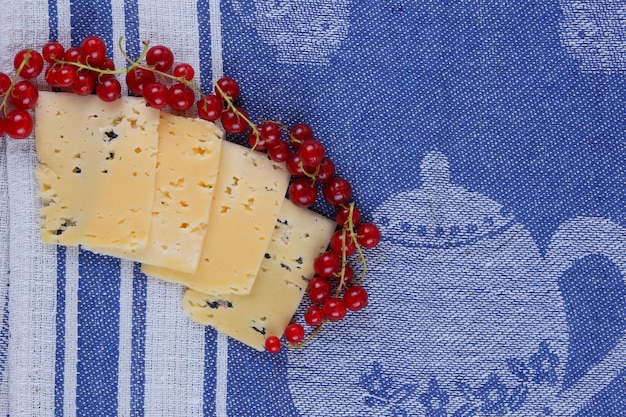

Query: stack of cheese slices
[34,92,336,350]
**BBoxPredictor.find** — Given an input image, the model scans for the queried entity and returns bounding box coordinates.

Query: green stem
[0,49,32,116]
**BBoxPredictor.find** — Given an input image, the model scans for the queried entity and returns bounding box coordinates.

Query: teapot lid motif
[373,151,516,248]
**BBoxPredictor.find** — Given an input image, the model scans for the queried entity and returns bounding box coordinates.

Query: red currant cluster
[0,49,44,138]
[202,77,382,353]
[1,35,382,353]
[265,202,380,353]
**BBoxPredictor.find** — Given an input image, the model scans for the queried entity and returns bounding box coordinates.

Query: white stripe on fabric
[144,281,205,416]
[208,1,229,415]
[0,134,9,417]
[2,1,55,414]
[57,0,72,46]
[108,3,135,416]
[63,246,80,417]
[118,261,134,417]
[137,2,206,416]
[55,3,75,415]
[6,139,58,416]
[209,0,223,83]
[216,334,229,417]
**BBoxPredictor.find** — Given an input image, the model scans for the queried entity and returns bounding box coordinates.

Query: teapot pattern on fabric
[558,0,626,72]
[286,151,626,416]
[230,0,350,65]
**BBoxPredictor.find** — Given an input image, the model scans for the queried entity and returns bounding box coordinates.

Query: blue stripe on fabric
[47,0,58,41]
[121,3,146,415]
[226,340,299,417]
[196,3,218,415]
[131,264,147,417]
[76,249,121,417]
[197,0,213,91]
[123,0,141,60]
[54,246,67,417]
[69,0,114,49]
[69,3,119,415]
[203,328,217,417]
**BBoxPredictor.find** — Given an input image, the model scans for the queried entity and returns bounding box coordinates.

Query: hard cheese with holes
[83,112,223,273]
[183,198,335,350]
[35,92,160,249]
[142,141,291,295]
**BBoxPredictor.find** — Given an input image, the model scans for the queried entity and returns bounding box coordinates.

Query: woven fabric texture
[1,1,626,416]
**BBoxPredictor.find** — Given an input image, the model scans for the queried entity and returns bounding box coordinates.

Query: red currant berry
[334,264,355,285]
[357,223,381,248]
[343,286,368,312]
[42,41,65,63]
[220,107,249,134]
[168,83,195,111]
[80,35,107,66]
[268,140,289,162]
[286,153,305,177]
[329,229,357,256]
[95,57,115,72]
[288,178,317,208]
[0,73,11,95]
[63,47,82,63]
[249,122,281,150]
[247,130,264,150]
[298,139,325,169]
[313,251,342,279]
[336,204,361,228]
[96,78,121,102]
[284,323,305,344]
[143,83,169,109]
[53,65,77,87]
[5,109,34,139]
[289,123,314,148]
[71,71,96,95]
[146,45,174,72]
[14,49,44,79]
[259,122,281,146]
[307,276,332,303]
[322,297,347,321]
[265,335,281,353]
[173,63,195,81]
[0,118,5,137]
[44,65,62,88]
[315,157,335,183]
[323,178,352,206]
[10,80,38,110]
[304,305,323,326]
[126,67,156,96]
[215,76,240,100]
[197,94,223,121]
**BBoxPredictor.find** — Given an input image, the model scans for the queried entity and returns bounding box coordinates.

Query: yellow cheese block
[142,141,290,295]
[182,198,335,350]
[35,92,160,249]
[84,113,223,273]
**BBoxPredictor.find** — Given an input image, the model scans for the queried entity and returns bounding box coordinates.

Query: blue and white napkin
[1,1,626,416]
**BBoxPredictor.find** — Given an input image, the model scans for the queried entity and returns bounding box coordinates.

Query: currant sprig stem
[0,49,32,116]
[289,320,329,349]
[214,82,259,137]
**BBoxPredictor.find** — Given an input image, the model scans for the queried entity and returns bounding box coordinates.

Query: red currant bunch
[0,49,45,138]
[199,76,382,354]
[3,36,383,355]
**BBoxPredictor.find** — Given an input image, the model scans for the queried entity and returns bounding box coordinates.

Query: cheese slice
[142,141,290,295]
[182,198,335,350]
[83,112,223,273]
[35,91,160,248]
